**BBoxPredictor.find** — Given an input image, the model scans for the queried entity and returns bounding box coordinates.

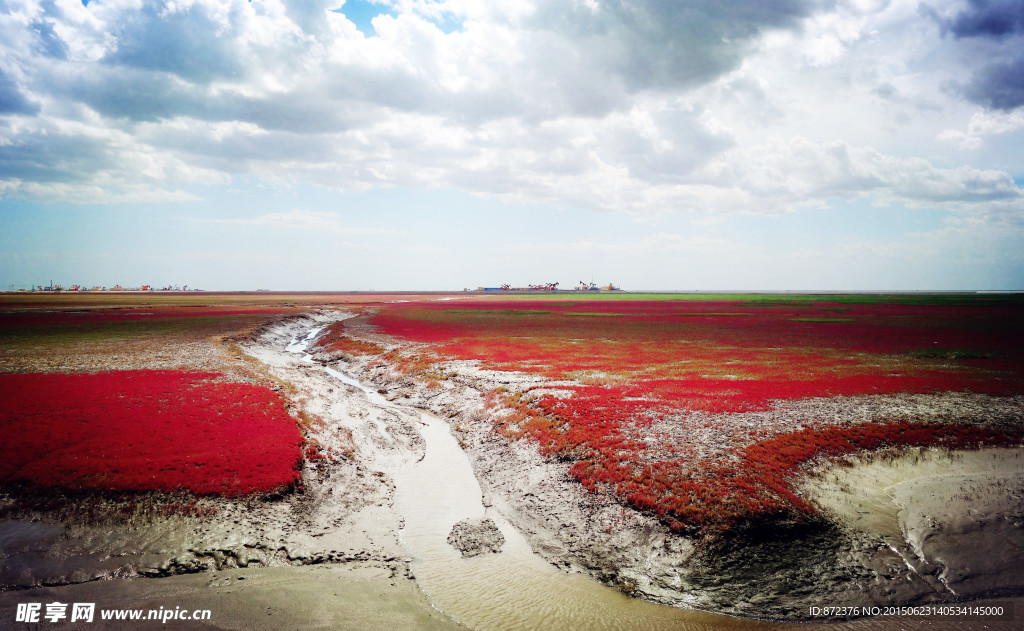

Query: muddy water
[307,331,1021,631]
[322,364,768,630]
[394,412,754,630]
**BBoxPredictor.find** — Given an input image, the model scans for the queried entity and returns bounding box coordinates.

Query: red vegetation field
[0,370,303,496]
[326,296,1024,534]
[0,305,297,328]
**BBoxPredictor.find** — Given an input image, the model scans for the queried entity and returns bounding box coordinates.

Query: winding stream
[294,330,758,629]
[325,364,762,630]
[291,323,1020,631]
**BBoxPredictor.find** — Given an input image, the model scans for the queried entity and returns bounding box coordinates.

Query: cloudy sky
[1,0,1022,291]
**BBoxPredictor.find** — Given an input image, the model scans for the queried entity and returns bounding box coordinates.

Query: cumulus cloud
[936,128,984,150]
[527,0,822,92]
[947,0,1024,38]
[938,107,1024,149]
[0,0,1020,220]
[963,57,1024,110]
[0,67,38,114]
[925,0,1024,109]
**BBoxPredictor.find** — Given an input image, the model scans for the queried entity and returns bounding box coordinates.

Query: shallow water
[394,412,798,630]
[321,359,767,630]
[285,325,324,353]
[309,329,1022,631]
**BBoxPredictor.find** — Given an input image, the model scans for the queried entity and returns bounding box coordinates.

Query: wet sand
[799,447,1024,602]
[0,565,458,631]
[3,312,1023,630]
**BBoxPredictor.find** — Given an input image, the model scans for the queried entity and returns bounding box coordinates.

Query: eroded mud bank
[799,448,1024,601]
[305,311,1024,622]
[1,313,413,587]
[251,314,756,630]
[3,311,1022,630]
[0,311,455,628]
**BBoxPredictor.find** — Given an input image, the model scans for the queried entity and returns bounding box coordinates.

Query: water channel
[293,324,1020,631]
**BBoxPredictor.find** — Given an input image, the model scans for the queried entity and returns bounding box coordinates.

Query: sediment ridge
[2,311,1022,628]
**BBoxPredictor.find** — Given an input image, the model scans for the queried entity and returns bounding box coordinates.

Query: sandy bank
[1,314,425,603]
[4,311,1024,629]
[800,447,1024,602]
[0,564,458,630]
[310,310,1024,621]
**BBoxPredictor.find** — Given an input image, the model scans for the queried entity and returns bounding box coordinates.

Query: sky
[1,0,1023,291]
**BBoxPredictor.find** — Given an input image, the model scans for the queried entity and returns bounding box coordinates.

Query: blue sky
[1,0,1023,290]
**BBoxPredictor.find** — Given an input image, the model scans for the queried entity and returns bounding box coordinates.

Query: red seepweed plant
[322,297,1024,535]
[0,370,303,497]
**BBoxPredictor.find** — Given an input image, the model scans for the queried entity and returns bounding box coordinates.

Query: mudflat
[3,294,1023,629]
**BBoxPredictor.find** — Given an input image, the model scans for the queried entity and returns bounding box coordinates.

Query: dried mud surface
[308,311,1024,621]
[0,308,288,382]
[0,311,456,627]
[799,448,1024,602]
[3,309,1023,627]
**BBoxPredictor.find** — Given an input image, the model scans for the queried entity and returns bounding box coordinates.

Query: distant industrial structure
[474,281,621,292]
[10,283,199,292]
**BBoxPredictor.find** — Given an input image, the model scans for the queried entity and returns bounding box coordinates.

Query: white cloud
[0,0,1020,224]
[939,108,1024,150]
[937,128,984,150]
[700,136,1023,212]
[967,109,1024,136]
